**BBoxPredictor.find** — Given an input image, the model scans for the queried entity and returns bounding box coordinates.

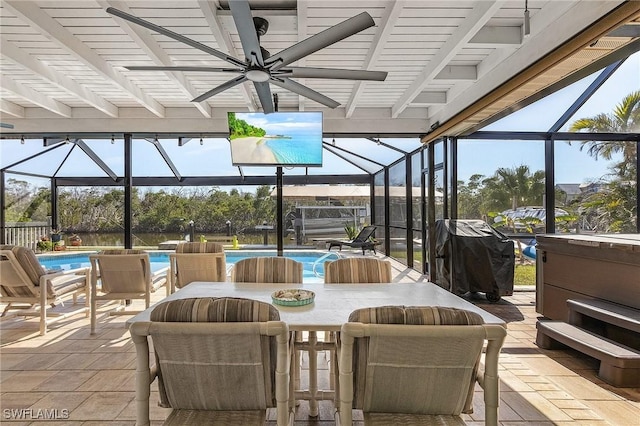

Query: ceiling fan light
[246,69,270,82]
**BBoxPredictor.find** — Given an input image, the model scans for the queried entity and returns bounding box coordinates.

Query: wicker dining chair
[169,242,226,293]
[231,256,303,283]
[337,306,506,426]
[324,257,392,284]
[130,297,292,426]
[0,245,89,335]
[89,249,167,334]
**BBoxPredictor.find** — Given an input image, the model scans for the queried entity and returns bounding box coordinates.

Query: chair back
[353,226,376,243]
[232,257,303,283]
[340,306,506,420]
[90,249,150,294]
[324,257,391,283]
[176,242,224,253]
[0,245,53,297]
[146,297,283,410]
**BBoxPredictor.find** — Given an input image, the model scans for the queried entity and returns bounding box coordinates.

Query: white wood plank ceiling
[0,0,636,136]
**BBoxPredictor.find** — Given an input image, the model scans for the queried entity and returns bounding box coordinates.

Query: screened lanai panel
[132,138,181,177]
[483,74,598,132]
[332,138,405,166]
[563,51,640,131]
[1,139,79,177]
[151,138,239,177]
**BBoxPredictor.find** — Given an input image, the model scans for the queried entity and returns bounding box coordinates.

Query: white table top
[128,281,505,331]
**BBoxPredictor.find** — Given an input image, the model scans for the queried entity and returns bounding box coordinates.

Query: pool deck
[1,252,639,425]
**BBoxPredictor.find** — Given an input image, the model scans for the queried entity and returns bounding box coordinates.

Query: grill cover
[435,219,514,298]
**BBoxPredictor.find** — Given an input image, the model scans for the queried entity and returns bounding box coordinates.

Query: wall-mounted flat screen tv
[228,111,323,166]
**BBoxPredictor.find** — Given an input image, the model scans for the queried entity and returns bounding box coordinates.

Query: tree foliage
[568,90,638,233]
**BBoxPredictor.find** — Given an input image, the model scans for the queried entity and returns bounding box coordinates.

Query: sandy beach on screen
[230,137,277,164]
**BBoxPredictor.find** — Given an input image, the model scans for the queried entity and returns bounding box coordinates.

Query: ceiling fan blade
[106,7,245,68]
[228,0,264,66]
[267,12,374,71]
[254,81,274,113]
[125,66,243,73]
[191,75,247,103]
[270,78,340,109]
[282,67,387,81]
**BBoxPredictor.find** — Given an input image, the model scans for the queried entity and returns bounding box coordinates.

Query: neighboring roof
[556,183,582,195]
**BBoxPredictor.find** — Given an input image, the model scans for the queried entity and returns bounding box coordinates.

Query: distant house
[556,182,606,204]
[555,184,582,204]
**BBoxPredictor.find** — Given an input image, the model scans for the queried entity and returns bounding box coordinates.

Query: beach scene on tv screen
[228,112,323,166]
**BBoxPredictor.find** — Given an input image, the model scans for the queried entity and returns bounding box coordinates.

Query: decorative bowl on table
[271,289,315,306]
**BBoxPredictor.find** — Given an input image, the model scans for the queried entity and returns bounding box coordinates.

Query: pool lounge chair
[328,225,379,255]
[0,245,89,335]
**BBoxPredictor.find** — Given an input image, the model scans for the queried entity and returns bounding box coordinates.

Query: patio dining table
[127,281,505,417]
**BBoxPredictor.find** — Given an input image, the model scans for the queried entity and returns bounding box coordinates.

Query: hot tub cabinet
[535,234,640,387]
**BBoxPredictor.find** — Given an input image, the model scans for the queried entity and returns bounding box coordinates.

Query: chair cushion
[348,306,484,414]
[324,258,391,283]
[232,257,302,283]
[151,297,280,322]
[176,242,224,253]
[10,246,46,287]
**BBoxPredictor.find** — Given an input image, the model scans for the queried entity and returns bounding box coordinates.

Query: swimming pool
[37,250,341,283]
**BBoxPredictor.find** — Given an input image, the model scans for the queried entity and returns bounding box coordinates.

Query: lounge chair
[337,306,506,425]
[327,225,379,255]
[169,242,226,293]
[131,297,292,426]
[0,245,89,335]
[89,249,167,334]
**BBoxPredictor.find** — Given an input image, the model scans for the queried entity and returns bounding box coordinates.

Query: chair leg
[90,285,97,335]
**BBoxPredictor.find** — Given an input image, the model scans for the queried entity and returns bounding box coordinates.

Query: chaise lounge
[327,226,379,255]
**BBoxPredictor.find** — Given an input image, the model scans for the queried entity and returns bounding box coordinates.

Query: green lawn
[514,263,536,286]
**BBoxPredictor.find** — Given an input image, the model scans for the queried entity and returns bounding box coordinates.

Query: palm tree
[569,90,639,164]
[569,91,639,233]
[483,165,545,211]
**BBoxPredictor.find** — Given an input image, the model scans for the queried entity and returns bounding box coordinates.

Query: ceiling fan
[106,1,387,113]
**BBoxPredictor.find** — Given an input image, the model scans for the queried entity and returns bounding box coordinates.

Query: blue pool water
[38,251,341,283]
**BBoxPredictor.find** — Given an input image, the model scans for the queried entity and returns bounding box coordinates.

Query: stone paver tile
[587,400,640,426]
[84,352,136,370]
[57,339,110,353]
[1,353,35,370]
[48,353,105,370]
[116,392,171,421]
[69,392,133,421]
[0,371,57,391]
[563,408,603,420]
[28,391,91,414]
[75,369,132,392]
[527,382,558,393]
[0,338,75,353]
[501,391,573,421]
[0,392,48,408]
[12,353,68,371]
[499,370,535,392]
[538,390,575,399]
[520,356,579,376]
[33,370,96,391]
[551,399,591,410]
[548,376,621,401]
[81,421,135,425]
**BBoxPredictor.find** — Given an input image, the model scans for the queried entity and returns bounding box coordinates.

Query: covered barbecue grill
[434,219,514,302]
